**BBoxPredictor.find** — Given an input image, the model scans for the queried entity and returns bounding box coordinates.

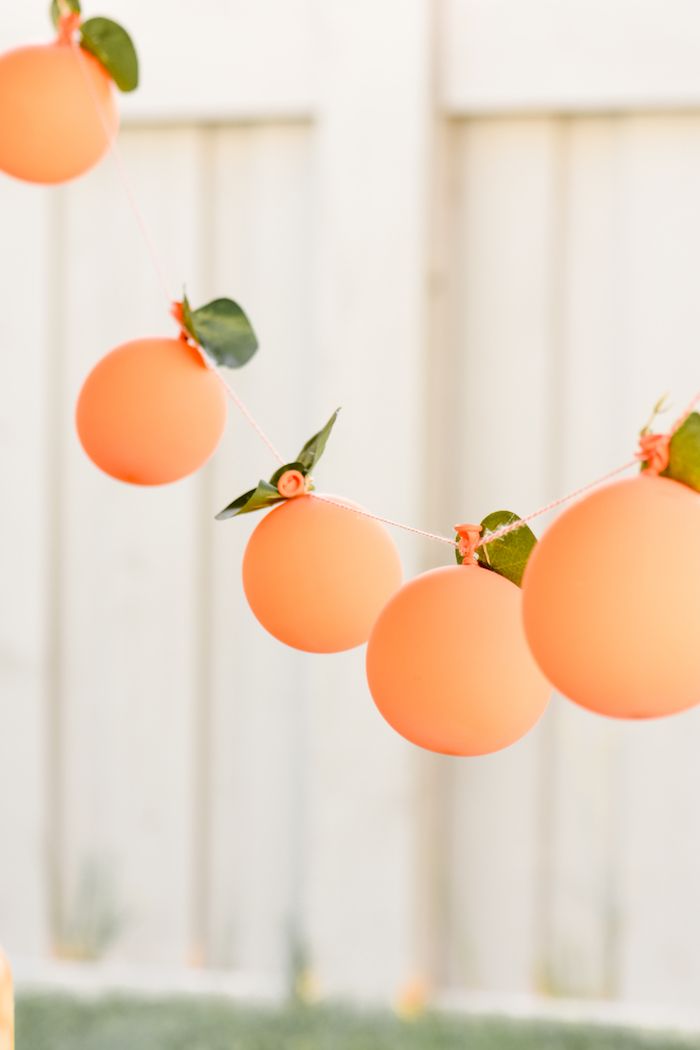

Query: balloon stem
[56,10,81,45]
[455,524,482,563]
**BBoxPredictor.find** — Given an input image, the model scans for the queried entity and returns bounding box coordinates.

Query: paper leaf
[662,411,700,493]
[186,298,258,369]
[50,0,81,28]
[80,17,139,93]
[296,409,340,473]
[469,510,537,587]
[215,481,284,520]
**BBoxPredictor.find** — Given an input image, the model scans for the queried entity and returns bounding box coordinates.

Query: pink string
[311,495,458,548]
[202,363,285,465]
[72,25,700,554]
[70,37,174,306]
[475,388,700,551]
[475,458,637,549]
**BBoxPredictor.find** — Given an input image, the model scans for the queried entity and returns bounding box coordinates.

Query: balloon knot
[637,431,670,476]
[455,523,482,564]
[57,11,82,44]
[277,470,311,499]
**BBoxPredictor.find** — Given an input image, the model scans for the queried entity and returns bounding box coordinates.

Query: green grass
[15,995,700,1050]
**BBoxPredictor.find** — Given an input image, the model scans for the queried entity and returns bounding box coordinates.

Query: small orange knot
[57,11,82,44]
[637,432,670,476]
[455,523,482,564]
[277,469,308,499]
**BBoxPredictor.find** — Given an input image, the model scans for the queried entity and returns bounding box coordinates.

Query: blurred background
[1,0,700,1028]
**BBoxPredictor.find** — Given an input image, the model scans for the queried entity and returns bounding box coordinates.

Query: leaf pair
[456,510,537,587]
[216,411,340,520]
[181,296,258,370]
[50,1,139,93]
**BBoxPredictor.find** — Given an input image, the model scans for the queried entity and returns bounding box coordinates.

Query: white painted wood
[606,116,700,1006]
[203,123,314,980]
[442,118,563,993]
[55,128,204,964]
[0,179,51,955]
[542,117,629,999]
[0,1,314,124]
[301,0,433,999]
[443,0,700,114]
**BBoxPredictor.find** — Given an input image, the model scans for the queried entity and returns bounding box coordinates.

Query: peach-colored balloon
[522,475,700,719]
[76,338,227,486]
[242,495,403,653]
[366,564,551,756]
[0,43,118,184]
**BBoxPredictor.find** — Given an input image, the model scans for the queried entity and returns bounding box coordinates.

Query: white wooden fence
[1,0,700,1007]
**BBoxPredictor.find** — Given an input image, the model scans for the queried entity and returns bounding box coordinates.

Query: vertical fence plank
[609,116,700,1006]
[300,0,434,998]
[0,182,51,956]
[442,118,563,994]
[543,117,628,999]
[55,129,205,964]
[203,123,314,982]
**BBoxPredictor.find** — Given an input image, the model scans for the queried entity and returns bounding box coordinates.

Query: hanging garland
[1,3,700,767]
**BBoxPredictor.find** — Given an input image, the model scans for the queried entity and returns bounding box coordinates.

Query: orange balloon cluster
[366,564,551,755]
[522,475,700,719]
[243,495,403,653]
[76,338,228,485]
[0,42,118,184]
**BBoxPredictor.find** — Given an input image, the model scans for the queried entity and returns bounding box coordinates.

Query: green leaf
[269,461,306,487]
[466,510,537,587]
[187,298,258,370]
[50,0,81,28]
[181,294,195,338]
[662,412,700,493]
[80,17,139,93]
[215,481,284,521]
[296,410,340,473]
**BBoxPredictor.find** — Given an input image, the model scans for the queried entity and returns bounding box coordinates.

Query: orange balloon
[522,475,700,719]
[366,564,551,756]
[242,495,403,653]
[0,43,118,184]
[76,338,227,486]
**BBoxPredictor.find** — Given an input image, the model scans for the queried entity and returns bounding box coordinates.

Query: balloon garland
[1,4,700,776]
